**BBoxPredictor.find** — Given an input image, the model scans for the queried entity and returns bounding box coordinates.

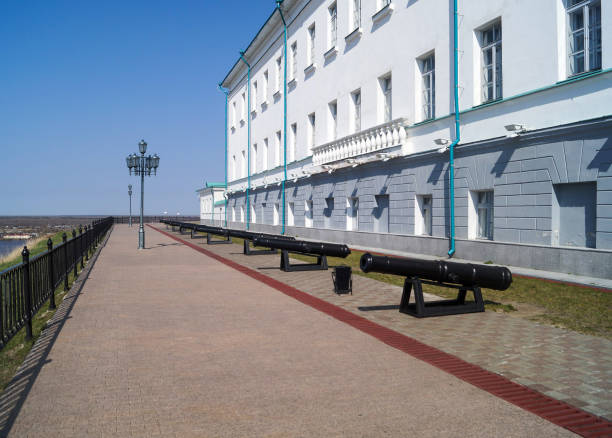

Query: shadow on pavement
[0,229,111,437]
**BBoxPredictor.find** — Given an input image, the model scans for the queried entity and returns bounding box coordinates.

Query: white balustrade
[312,118,408,165]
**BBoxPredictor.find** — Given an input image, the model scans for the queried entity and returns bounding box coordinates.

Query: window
[276,57,282,92]
[308,24,316,66]
[480,22,502,102]
[329,101,337,140]
[567,0,601,76]
[475,191,494,240]
[288,202,295,226]
[275,131,282,166]
[240,205,244,223]
[263,138,269,170]
[241,92,246,121]
[241,150,246,177]
[381,75,392,123]
[416,195,432,236]
[273,203,280,225]
[352,89,361,133]
[379,0,391,9]
[252,81,257,110]
[308,112,316,150]
[232,154,236,180]
[352,0,361,31]
[305,200,313,227]
[324,197,334,228]
[291,42,298,79]
[420,53,435,120]
[232,206,236,222]
[347,197,359,231]
[553,182,596,248]
[260,203,266,224]
[263,70,269,101]
[290,123,297,162]
[374,195,389,233]
[251,204,257,224]
[252,143,257,173]
[329,2,337,48]
[232,102,237,127]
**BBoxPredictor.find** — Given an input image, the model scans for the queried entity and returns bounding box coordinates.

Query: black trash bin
[332,265,352,295]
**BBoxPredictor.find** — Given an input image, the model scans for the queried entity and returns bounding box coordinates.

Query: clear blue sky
[0,1,274,215]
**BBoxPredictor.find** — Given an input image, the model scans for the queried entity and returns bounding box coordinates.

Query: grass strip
[0,232,103,391]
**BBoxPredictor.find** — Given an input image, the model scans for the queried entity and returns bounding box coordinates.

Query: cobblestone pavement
[162,226,612,422]
[0,225,579,437]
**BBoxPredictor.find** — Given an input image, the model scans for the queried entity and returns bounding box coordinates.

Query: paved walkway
[160,225,612,422]
[0,225,582,437]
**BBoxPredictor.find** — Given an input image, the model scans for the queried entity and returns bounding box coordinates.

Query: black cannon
[226,229,296,255]
[192,224,231,245]
[253,237,350,272]
[359,253,512,318]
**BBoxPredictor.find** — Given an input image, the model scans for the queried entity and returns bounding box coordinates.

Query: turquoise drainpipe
[217,83,229,228]
[276,0,288,235]
[239,51,252,230]
[448,0,460,257]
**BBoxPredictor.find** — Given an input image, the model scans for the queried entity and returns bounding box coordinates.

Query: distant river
[0,239,27,258]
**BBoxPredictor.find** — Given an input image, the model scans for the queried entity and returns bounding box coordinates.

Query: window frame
[329,2,338,48]
[566,0,601,76]
[480,21,502,103]
[352,89,361,133]
[352,0,362,31]
[476,190,494,240]
[308,23,316,67]
[420,53,435,120]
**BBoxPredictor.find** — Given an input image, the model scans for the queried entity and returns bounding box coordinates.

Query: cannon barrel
[360,253,512,290]
[253,237,350,258]
[193,224,227,236]
[227,229,295,241]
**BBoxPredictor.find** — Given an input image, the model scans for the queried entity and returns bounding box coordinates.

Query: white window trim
[372,1,394,24]
[566,0,602,77]
[479,21,502,103]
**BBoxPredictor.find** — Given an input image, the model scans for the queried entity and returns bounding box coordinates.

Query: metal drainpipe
[218,84,229,228]
[448,0,460,257]
[276,0,288,235]
[239,51,252,230]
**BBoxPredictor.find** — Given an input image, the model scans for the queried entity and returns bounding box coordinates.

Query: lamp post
[126,140,160,249]
[128,184,133,227]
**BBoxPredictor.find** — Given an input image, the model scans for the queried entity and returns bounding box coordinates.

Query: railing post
[72,229,77,278]
[21,247,33,341]
[79,225,84,269]
[84,225,89,261]
[47,238,56,310]
[62,232,68,291]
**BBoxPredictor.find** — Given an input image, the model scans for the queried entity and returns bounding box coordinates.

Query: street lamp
[128,184,133,227]
[126,140,160,249]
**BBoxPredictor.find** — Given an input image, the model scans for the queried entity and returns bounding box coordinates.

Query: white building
[220,0,612,278]
[197,182,226,226]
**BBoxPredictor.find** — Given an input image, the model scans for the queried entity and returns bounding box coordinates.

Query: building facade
[197,182,226,226]
[220,0,612,278]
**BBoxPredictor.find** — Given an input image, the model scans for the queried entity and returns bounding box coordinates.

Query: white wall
[223,0,612,191]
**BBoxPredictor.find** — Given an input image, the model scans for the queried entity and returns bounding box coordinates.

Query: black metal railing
[112,216,198,224]
[0,217,114,350]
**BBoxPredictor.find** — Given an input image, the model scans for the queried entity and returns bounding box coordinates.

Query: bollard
[47,238,56,310]
[62,232,69,291]
[21,247,33,340]
[72,229,77,278]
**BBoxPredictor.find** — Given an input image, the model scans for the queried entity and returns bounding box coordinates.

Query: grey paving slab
[171,226,612,422]
[0,225,577,437]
